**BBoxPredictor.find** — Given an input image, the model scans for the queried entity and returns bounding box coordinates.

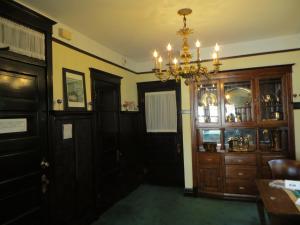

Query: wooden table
[256,179,300,225]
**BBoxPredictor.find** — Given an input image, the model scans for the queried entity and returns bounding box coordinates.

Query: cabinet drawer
[198,153,221,166]
[225,179,256,195]
[261,154,286,166]
[198,168,222,193]
[225,154,256,165]
[225,165,257,179]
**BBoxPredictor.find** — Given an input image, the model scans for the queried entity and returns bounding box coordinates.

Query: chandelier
[152,8,222,86]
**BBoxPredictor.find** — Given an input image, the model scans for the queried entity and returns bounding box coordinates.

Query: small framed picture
[62,68,87,111]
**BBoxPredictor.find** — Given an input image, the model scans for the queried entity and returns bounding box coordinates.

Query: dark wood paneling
[119,111,144,195]
[49,111,95,225]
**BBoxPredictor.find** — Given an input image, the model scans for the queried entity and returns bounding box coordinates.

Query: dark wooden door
[0,58,48,225]
[91,69,122,211]
[137,80,184,186]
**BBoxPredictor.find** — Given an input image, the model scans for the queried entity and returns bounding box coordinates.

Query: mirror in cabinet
[224,128,256,152]
[197,129,222,152]
[259,78,284,121]
[259,127,288,152]
[197,82,219,125]
[224,81,253,123]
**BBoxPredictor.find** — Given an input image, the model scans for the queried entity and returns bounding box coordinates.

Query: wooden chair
[268,159,300,180]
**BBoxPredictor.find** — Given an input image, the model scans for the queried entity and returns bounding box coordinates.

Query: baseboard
[184,187,197,197]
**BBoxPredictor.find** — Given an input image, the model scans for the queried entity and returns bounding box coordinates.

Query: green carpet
[92,185,260,225]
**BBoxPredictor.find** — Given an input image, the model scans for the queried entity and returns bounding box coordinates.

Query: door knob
[40,159,50,170]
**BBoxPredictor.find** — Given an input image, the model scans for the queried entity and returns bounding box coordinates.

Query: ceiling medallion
[152,8,222,86]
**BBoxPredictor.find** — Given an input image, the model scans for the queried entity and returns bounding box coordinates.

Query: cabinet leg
[268,214,281,225]
[256,198,266,225]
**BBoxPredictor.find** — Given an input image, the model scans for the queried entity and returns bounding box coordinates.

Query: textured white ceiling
[19,0,300,62]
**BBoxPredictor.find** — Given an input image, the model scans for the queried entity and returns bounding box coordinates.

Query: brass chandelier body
[153,8,222,86]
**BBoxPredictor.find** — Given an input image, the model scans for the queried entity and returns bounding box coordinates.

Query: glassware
[224,81,252,123]
[197,83,219,124]
[199,129,221,151]
[259,78,283,121]
[224,128,256,151]
[259,128,288,152]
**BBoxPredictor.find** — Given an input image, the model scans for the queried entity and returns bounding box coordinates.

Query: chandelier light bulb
[158,56,163,63]
[167,43,172,51]
[153,50,158,58]
[212,52,218,60]
[195,40,201,48]
[214,43,220,52]
[173,58,178,65]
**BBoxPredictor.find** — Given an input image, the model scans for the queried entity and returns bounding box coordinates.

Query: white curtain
[0,17,45,60]
[145,91,177,132]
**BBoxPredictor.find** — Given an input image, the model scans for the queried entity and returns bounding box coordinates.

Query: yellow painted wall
[136,50,300,188]
[52,41,138,110]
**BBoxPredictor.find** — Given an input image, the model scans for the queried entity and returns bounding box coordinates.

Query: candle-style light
[212,52,218,62]
[167,43,172,66]
[195,40,201,61]
[167,43,172,51]
[214,43,220,62]
[153,50,158,69]
[173,57,178,70]
[214,43,220,52]
[158,56,163,72]
[212,43,221,72]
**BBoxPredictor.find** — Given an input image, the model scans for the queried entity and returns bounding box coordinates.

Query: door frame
[90,68,123,211]
[0,1,55,224]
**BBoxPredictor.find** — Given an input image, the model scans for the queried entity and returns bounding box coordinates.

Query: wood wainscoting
[49,111,96,225]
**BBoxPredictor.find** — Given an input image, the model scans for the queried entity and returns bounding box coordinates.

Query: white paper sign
[0,118,27,134]
[63,124,72,139]
[285,180,300,190]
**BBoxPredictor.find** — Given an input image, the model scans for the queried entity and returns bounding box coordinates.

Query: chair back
[268,159,300,180]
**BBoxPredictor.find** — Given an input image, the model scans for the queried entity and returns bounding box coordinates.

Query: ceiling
[19,0,300,62]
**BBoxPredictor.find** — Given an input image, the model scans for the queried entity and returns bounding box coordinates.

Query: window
[145,91,177,132]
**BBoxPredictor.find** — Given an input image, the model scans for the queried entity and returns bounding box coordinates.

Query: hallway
[92,185,259,225]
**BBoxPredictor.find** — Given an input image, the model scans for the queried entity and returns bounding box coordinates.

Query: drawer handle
[239,186,245,190]
[207,158,212,161]
[238,172,244,176]
[237,159,243,163]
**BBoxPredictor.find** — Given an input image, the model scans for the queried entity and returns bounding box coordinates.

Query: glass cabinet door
[224,80,253,123]
[259,78,284,121]
[197,82,219,125]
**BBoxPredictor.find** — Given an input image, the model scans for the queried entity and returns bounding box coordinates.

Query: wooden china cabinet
[191,64,295,200]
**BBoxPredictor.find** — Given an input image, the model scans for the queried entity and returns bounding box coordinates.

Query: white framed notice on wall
[0,118,27,134]
[63,123,72,139]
